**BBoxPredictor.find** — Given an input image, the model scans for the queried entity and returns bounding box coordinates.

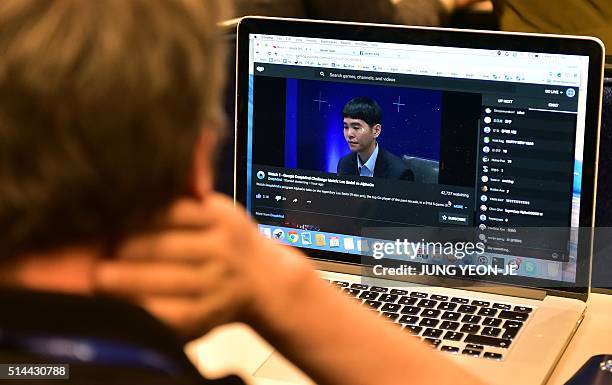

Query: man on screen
[337,97,414,181]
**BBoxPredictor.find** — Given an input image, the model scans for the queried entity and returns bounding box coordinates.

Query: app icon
[315,234,326,246]
[301,232,312,245]
[329,236,340,248]
[358,239,370,252]
[260,227,272,239]
[287,230,298,243]
[507,259,519,271]
[492,257,505,271]
[547,263,560,277]
[524,261,537,275]
[272,229,285,240]
[256,171,266,180]
[343,237,355,250]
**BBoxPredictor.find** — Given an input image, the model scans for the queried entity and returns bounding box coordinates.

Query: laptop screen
[239,24,597,289]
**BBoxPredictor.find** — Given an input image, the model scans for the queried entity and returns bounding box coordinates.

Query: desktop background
[283,78,442,173]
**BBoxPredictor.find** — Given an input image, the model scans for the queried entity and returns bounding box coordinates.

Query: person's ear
[373,124,382,138]
[189,124,219,201]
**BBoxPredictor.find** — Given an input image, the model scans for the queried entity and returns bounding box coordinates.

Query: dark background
[285,79,441,173]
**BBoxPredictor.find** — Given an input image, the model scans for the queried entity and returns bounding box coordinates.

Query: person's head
[342,97,381,154]
[0,0,229,259]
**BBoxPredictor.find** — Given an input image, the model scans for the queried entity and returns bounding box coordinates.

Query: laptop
[234,17,604,384]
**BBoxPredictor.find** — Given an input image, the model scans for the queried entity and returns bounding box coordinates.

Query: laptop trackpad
[253,352,313,384]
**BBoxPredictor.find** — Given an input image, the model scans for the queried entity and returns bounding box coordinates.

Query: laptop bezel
[234,16,604,300]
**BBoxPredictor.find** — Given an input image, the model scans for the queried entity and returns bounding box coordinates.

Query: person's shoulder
[378,147,414,181]
[337,152,354,169]
[339,152,353,162]
[378,147,404,167]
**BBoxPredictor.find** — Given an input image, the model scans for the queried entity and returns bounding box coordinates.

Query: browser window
[245,33,590,285]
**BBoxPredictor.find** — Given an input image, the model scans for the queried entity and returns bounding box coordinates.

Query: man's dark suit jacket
[336,146,415,181]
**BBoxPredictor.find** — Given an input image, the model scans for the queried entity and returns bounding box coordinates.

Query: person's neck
[358,142,377,164]
[0,246,99,295]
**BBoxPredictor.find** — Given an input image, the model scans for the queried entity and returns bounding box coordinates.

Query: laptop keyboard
[330,280,535,360]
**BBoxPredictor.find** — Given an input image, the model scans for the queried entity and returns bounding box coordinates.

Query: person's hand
[93,193,314,340]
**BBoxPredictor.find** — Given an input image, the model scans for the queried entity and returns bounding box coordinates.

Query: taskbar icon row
[257,225,565,281]
[258,225,369,254]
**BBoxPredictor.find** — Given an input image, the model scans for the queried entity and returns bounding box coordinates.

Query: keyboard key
[443,331,464,341]
[482,317,502,327]
[421,309,441,318]
[492,303,511,310]
[513,306,533,313]
[390,289,409,295]
[462,349,481,357]
[483,352,503,360]
[439,321,460,331]
[417,299,437,308]
[410,292,429,298]
[343,288,361,297]
[464,334,512,348]
[477,308,498,317]
[451,297,469,304]
[431,295,449,301]
[503,320,523,330]
[441,312,461,321]
[333,281,349,287]
[359,291,380,300]
[399,315,419,325]
[471,300,490,307]
[398,296,418,305]
[370,286,389,293]
[441,346,460,354]
[365,300,382,309]
[498,310,529,321]
[423,338,441,347]
[404,325,423,335]
[381,312,399,321]
[460,324,481,334]
[420,318,440,328]
[350,283,369,290]
[461,314,481,324]
[466,344,484,350]
[423,328,443,338]
[381,303,402,312]
[502,328,520,340]
[481,327,502,337]
[400,306,421,315]
[457,305,477,314]
[437,302,458,311]
[379,294,399,303]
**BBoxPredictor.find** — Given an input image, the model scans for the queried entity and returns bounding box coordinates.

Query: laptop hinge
[315,260,547,301]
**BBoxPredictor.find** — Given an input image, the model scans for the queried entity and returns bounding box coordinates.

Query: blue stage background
[284,79,442,173]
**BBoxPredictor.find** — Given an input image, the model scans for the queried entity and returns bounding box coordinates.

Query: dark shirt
[337,147,415,181]
[0,288,245,385]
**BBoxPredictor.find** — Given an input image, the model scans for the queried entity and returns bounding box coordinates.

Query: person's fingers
[114,228,225,262]
[141,289,244,338]
[94,260,224,297]
[163,193,241,228]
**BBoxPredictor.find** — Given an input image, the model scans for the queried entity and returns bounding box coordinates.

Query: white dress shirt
[357,144,379,177]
